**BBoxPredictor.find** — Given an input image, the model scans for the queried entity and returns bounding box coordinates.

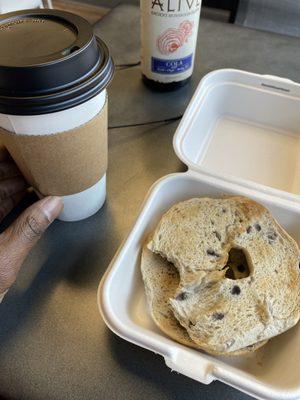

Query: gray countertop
[0,5,300,400]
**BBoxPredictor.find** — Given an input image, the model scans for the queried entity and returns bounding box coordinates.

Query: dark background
[203,0,239,21]
[82,0,300,37]
[78,0,240,22]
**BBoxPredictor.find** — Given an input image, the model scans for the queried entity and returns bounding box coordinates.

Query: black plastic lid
[0,9,114,115]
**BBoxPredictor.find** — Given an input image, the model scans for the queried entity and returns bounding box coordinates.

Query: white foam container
[0,90,107,222]
[98,69,300,399]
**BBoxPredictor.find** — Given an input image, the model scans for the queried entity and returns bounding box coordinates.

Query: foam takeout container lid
[98,69,300,400]
[173,69,300,203]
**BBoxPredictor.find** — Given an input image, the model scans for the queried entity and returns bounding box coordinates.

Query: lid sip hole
[70,45,80,53]
[61,45,80,56]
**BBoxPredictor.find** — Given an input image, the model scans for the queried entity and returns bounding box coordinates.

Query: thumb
[0,196,63,293]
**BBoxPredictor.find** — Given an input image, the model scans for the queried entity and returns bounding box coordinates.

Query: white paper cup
[0,90,107,221]
[0,9,114,222]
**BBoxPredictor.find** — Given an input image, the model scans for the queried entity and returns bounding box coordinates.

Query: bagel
[145,197,300,354]
[141,244,268,355]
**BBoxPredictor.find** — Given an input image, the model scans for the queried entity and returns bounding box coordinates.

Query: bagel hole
[224,248,250,280]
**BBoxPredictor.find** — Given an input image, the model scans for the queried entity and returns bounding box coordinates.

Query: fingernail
[41,196,63,222]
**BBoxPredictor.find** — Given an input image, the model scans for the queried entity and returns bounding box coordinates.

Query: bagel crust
[147,197,300,354]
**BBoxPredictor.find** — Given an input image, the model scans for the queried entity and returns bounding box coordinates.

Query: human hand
[0,146,63,297]
[0,145,28,221]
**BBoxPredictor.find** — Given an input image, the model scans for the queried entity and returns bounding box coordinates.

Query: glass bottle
[141,0,202,91]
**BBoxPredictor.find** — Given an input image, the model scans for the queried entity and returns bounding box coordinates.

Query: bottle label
[141,0,202,83]
[152,53,193,74]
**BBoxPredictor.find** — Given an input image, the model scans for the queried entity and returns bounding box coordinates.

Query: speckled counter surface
[0,5,299,400]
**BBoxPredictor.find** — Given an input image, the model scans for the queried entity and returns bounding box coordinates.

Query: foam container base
[99,70,300,399]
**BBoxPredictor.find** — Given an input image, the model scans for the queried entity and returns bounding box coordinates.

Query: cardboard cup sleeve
[0,101,108,196]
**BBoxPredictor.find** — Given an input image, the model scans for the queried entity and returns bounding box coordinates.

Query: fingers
[0,196,63,293]
[6,196,63,250]
[0,177,28,222]
[0,177,27,201]
[0,161,22,180]
[0,145,10,162]
[0,191,27,223]
[0,146,25,185]
[0,146,22,181]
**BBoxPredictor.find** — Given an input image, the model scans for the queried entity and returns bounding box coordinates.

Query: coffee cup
[0,9,114,221]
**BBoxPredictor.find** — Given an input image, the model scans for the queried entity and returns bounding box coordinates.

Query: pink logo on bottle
[157,20,194,55]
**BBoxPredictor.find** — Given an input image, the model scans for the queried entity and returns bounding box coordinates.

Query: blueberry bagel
[144,197,300,354]
[141,244,267,356]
